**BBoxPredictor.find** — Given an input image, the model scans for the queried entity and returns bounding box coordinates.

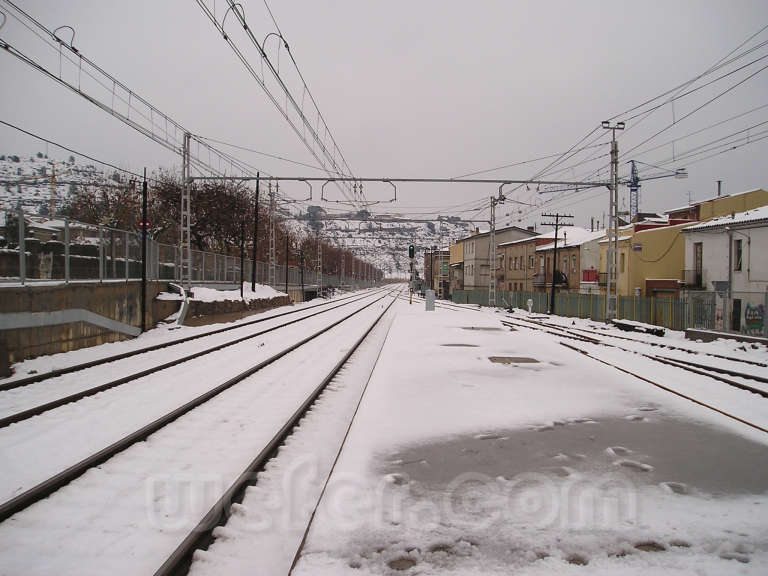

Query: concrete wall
[0,280,178,364]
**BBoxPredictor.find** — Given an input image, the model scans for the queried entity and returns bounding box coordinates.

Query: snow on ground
[188,301,397,576]
[293,300,768,575]
[0,291,386,504]
[157,282,286,303]
[0,292,395,576]
[0,291,376,422]
[2,288,362,384]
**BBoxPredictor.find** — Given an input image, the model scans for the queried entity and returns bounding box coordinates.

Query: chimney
[526,225,535,232]
[590,217,594,232]
[717,180,722,197]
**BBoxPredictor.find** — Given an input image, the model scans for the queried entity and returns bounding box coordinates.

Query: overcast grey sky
[1,0,767,230]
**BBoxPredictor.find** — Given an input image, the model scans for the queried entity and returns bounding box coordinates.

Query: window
[572,254,577,272]
[509,256,513,270]
[514,256,519,270]
[620,252,626,274]
[529,255,534,269]
[539,256,545,272]
[734,239,742,271]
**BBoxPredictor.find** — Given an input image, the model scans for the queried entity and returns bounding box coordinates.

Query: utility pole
[268,180,276,287]
[141,168,147,332]
[541,213,574,315]
[285,233,290,295]
[602,121,625,321]
[251,173,259,291]
[316,232,323,297]
[300,250,305,301]
[628,160,640,223]
[181,132,192,292]
[340,242,345,288]
[489,196,499,307]
[240,219,245,299]
[49,163,56,217]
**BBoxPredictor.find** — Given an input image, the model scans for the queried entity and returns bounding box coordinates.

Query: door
[694,242,702,288]
[732,298,742,332]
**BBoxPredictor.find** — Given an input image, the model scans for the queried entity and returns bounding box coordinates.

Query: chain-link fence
[0,209,374,291]
[451,288,767,337]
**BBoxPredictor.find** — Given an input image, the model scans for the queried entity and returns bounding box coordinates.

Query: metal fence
[451,288,768,337]
[0,210,376,291]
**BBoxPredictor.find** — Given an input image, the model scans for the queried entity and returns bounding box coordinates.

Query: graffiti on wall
[744,303,766,336]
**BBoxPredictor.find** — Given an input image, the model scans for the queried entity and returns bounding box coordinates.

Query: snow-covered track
[0,289,388,429]
[504,317,768,398]
[560,341,768,435]
[528,316,768,368]
[0,288,398,524]
[0,289,380,392]
[152,288,401,576]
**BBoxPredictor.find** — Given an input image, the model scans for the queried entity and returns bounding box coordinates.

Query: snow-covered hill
[0,152,119,216]
[0,153,472,276]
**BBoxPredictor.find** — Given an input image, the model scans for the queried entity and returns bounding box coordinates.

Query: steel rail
[560,341,768,435]
[152,288,401,576]
[504,317,768,398]
[0,288,383,392]
[0,289,389,429]
[0,289,396,523]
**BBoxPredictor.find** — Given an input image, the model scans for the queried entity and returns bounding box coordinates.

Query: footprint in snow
[615,459,654,472]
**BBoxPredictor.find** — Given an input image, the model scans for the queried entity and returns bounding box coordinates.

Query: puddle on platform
[441,343,479,348]
[488,356,539,364]
[461,327,503,331]
[382,417,768,495]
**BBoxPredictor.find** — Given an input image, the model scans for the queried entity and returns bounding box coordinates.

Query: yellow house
[600,222,690,297]
[666,188,768,221]
[449,241,464,292]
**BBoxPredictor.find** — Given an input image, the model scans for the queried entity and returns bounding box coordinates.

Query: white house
[683,205,768,335]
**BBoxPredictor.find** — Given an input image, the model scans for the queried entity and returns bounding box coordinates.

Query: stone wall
[186,295,292,319]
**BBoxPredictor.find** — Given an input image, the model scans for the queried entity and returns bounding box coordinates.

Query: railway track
[0,288,399,526]
[0,288,389,428]
[502,317,768,397]
[155,288,401,576]
[0,288,381,392]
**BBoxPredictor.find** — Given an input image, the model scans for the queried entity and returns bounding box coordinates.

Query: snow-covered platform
[293,300,768,575]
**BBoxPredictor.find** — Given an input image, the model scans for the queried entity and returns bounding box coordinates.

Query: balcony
[681,269,703,289]
[533,273,547,287]
[582,269,599,283]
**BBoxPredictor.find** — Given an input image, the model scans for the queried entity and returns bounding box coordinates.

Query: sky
[1,0,767,231]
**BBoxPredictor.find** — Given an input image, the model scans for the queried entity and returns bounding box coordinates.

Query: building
[599,219,693,297]
[424,246,451,298]
[456,225,535,291]
[449,241,464,293]
[533,228,605,293]
[665,188,768,221]
[683,205,768,334]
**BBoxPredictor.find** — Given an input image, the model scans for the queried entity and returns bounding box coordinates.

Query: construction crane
[627,160,688,222]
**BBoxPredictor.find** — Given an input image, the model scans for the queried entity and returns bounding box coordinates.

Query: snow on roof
[684,204,768,231]
[664,188,765,214]
[535,228,606,251]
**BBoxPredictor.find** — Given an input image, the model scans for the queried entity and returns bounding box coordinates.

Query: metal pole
[285,232,289,295]
[268,181,276,287]
[489,197,497,307]
[181,132,192,292]
[612,134,619,320]
[18,206,25,285]
[240,219,245,299]
[300,250,305,301]
[141,170,147,332]
[64,217,70,283]
[251,173,260,291]
[124,229,129,282]
[98,225,104,282]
